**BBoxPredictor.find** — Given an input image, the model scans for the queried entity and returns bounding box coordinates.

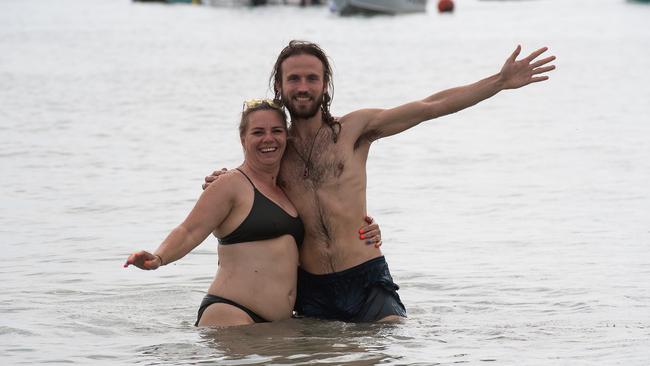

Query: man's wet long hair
[270,40,340,143]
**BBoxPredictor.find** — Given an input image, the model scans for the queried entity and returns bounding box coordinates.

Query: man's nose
[296,79,309,92]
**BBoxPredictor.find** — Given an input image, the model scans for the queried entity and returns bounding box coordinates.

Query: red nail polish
[360,235,365,239]
[359,229,364,234]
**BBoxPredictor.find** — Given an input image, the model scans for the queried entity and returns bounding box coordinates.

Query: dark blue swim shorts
[295,256,406,322]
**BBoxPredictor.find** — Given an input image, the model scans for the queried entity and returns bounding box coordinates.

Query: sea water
[1,0,649,364]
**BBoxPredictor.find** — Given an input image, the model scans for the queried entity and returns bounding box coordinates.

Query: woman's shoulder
[203,169,250,198]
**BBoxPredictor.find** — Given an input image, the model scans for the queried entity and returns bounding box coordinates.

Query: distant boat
[330,0,427,15]
[133,0,201,3]
[132,0,278,5]
[203,0,320,5]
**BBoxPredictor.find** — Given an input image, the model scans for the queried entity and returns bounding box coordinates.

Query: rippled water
[1,0,649,364]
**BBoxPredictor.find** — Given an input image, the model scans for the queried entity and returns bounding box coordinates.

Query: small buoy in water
[438,0,454,13]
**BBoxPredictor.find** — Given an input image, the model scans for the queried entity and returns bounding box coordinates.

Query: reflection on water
[198,320,392,364]
[134,319,402,365]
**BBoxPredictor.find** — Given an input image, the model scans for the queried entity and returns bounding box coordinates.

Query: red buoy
[438,0,454,13]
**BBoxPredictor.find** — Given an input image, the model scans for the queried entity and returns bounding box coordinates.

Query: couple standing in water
[126,40,556,326]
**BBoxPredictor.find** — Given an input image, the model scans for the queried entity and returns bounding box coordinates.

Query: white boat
[330,0,427,15]
[204,0,321,6]
[203,0,269,5]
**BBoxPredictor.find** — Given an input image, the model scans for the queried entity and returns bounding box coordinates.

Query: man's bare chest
[280,140,346,192]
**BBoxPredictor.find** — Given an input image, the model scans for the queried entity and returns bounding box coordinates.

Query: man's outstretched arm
[356,45,556,140]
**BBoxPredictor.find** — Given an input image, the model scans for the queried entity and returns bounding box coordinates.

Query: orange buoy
[438,0,454,13]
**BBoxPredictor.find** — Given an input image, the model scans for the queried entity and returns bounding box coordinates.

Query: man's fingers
[531,55,556,68]
[525,46,549,62]
[508,44,521,62]
[203,168,230,190]
[203,176,215,190]
[531,76,550,83]
[532,65,555,75]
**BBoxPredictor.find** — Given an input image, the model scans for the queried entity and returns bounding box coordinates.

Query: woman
[125,100,380,327]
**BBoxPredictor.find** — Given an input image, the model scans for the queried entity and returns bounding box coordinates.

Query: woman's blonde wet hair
[239,99,288,138]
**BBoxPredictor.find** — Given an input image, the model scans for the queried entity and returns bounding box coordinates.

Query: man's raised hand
[499,45,556,90]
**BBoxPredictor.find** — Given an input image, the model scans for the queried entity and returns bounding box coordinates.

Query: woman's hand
[124,250,162,270]
[359,215,382,248]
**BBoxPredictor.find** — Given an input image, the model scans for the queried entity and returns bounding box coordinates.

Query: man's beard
[283,91,323,120]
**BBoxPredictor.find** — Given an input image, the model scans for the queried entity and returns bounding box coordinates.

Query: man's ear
[275,82,282,97]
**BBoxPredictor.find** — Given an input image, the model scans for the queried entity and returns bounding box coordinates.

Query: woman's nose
[262,132,274,141]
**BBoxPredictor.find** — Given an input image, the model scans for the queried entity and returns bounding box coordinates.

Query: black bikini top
[218,169,304,247]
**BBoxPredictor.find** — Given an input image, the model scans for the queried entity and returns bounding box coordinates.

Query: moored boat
[204,0,320,5]
[133,0,201,3]
[330,0,427,15]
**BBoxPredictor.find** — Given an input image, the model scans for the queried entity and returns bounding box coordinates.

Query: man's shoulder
[337,108,376,124]
[336,110,381,146]
[336,110,370,135]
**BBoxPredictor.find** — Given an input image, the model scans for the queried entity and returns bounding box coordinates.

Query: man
[205,40,556,322]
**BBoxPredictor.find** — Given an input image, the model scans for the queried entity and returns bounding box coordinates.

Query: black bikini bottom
[195,294,269,326]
